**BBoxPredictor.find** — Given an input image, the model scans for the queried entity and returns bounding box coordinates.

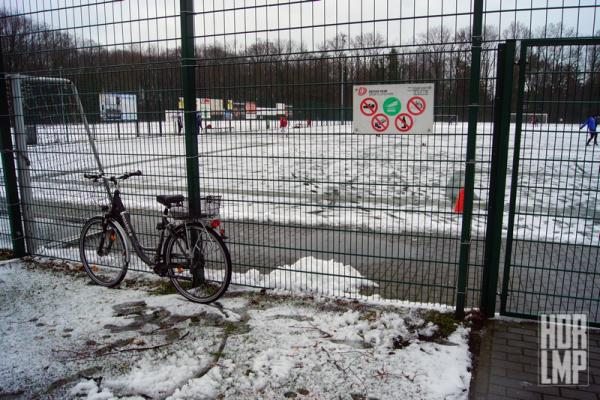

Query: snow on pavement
[0,259,471,399]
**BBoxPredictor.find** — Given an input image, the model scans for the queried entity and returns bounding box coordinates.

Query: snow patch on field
[3,122,598,247]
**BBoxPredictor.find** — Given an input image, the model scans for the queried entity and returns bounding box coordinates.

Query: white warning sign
[353,84,434,134]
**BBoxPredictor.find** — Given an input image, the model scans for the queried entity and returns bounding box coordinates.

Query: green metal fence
[501,38,600,325]
[0,1,598,317]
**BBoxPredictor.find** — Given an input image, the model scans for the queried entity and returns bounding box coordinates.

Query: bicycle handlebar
[84,170,143,183]
[117,170,143,180]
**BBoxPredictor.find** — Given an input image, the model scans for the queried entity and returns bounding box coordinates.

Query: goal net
[510,113,549,124]
[10,75,110,253]
[18,76,94,145]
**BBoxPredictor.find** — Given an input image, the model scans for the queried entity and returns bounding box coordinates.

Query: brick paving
[470,319,600,399]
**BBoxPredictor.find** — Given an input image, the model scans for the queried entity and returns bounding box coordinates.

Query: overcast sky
[3,0,600,52]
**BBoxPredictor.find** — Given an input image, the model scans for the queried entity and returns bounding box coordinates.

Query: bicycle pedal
[153,263,169,277]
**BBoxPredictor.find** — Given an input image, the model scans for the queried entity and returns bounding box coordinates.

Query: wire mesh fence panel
[0,162,10,250]
[477,3,600,314]
[193,1,479,306]
[0,1,185,274]
[0,1,598,310]
[503,40,600,324]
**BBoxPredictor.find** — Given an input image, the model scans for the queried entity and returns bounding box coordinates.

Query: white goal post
[510,113,549,124]
[8,74,111,253]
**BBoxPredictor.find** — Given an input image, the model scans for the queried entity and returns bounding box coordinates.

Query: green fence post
[455,0,484,320]
[0,51,26,256]
[179,0,201,218]
[501,42,529,315]
[480,40,516,318]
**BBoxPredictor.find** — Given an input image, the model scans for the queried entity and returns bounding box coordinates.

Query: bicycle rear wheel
[79,217,129,287]
[164,223,231,303]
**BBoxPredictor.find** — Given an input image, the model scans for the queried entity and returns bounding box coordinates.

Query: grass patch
[0,250,14,261]
[149,281,178,296]
[420,310,459,341]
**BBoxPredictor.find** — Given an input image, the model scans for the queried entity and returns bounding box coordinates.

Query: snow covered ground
[2,120,598,251]
[0,259,472,399]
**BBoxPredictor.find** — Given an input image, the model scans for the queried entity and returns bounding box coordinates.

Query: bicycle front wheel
[164,223,231,303]
[79,217,129,287]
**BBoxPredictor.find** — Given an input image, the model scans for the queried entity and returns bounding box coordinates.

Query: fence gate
[501,38,600,325]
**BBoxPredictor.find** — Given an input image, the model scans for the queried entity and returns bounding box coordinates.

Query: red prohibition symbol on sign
[407,96,426,116]
[371,114,390,132]
[395,113,414,132]
[360,97,378,116]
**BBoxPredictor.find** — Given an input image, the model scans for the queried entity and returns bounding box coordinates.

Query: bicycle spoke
[166,224,231,303]
[80,218,128,287]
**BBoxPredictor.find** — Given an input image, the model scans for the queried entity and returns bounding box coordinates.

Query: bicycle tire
[79,216,130,287]
[164,223,232,303]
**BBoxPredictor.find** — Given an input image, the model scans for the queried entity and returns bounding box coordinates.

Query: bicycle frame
[103,189,173,266]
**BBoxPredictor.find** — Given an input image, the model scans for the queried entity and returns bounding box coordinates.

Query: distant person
[196,112,203,132]
[530,115,538,128]
[177,114,183,135]
[279,116,288,135]
[307,119,312,128]
[580,115,598,146]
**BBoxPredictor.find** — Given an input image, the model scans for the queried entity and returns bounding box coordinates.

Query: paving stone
[574,384,600,393]
[491,351,508,361]
[471,320,600,400]
[521,334,539,343]
[505,386,543,399]
[524,384,560,396]
[490,359,526,371]
[505,354,538,367]
[488,376,527,389]
[522,348,539,358]
[504,368,538,383]
[560,387,598,400]
[486,394,511,400]
[488,367,507,378]
[508,327,538,336]
[488,383,506,396]
[503,345,525,355]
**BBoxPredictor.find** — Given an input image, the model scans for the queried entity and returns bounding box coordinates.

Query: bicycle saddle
[156,195,184,207]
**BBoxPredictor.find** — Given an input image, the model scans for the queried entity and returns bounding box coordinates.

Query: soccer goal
[8,74,110,253]
[510,113,549,124]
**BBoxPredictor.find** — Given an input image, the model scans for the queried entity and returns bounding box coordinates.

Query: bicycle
[79,170,232,303]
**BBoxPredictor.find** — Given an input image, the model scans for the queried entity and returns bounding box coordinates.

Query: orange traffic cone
[454,188,464,214]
